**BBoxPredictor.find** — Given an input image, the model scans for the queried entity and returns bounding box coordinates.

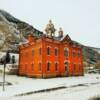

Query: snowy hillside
[0,9,100,69]
[0,9,43,52]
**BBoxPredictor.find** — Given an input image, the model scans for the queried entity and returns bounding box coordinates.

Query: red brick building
[18,20,83,78]
[18,33,84,78]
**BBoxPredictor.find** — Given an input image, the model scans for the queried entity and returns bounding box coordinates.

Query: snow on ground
[3,83,100,100]
[0,74,100,100]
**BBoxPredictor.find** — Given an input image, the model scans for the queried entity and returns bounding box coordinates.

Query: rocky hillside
[0,9,43,52]
[83,46,100,68]
[73,41,100,69]
[0,9,100,68]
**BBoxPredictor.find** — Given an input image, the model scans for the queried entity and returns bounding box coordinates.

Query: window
[64,48,69,57]
[25,52,28,57]
[64,61,69,71]
[55,62,58,71]
[47,62,50,71]
[78,51,81,57]
[19,64,22,69]
[38,62,42,71]
[73,64,76,71]
[47,47,50,55]
[79,64,81,67]
[79,64,81,71]
[32,49,34,56]
[31,63,34,70]
[73,52,76,57]
[55,48,58,56]
[39,48,41,55]
[25,64,27,70]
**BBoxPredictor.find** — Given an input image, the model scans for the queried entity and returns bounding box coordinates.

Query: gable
[61,34,72,43]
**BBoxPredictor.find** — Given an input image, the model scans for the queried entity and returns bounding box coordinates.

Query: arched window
[55,62,58,71]
[79,64,81,71]
[19,64,22,69]
[64,61,69,71]
[47,47,50,55]
[73,63,76,71]
[55,48,58,56]
[32,49,34,56]
[38,62,42,71]
[73,52,76,57]
[64,48,69,57]
[47,62,50,71]
[25,64,27,70]
[31,63,34,70]
[39,48,42,55]
[78,51,81,57]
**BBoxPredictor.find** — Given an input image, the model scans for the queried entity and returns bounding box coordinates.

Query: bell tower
[45,20,56,38]
[58,27,63,38]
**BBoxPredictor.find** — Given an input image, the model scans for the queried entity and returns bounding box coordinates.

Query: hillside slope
[0,9,100,68]
[0,9,43,52]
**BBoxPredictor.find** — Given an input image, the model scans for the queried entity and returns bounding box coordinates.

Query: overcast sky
[0,0,100,48]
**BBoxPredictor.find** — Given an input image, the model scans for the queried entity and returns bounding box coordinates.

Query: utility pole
[3,62,6,91]
[2,51,10,91]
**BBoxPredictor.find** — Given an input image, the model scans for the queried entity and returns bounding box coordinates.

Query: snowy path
[0,74,100,100]
[3,83,100,100]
